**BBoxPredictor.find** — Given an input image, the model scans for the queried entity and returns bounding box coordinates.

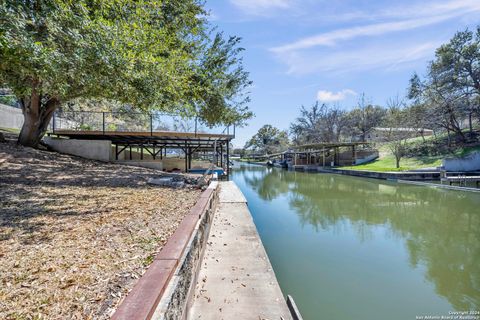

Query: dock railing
[51,110,235,138]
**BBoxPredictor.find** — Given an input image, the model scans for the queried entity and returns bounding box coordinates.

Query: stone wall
[111,182,219,320]
[154,185,218,319]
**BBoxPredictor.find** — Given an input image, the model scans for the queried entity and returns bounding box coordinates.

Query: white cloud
[269,0,480,75]
[317,89,357,102]
[312,0,480,24]
[272,14,458,53]
[279,41,441,75]
[371,0,480,21]
[230,0,293,15]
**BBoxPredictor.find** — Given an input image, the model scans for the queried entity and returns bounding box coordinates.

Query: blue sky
[205,0,480,147]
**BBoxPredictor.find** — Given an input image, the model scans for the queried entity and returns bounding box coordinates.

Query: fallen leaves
[0,140,201,319]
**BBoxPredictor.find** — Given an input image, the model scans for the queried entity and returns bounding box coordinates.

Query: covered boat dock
[47,111,235,178]
[268,142,378,170]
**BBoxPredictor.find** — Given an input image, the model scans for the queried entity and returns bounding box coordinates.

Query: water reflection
[233,163,480,311]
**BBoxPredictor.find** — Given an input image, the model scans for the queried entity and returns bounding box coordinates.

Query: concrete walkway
[188,181,292,320]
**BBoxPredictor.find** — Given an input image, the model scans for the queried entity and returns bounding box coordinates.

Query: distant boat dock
[441,175,480,187]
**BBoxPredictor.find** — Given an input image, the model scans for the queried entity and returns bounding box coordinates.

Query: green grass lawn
[453,145,480,157]
[342,135,480,172]
[342,155,443,172]
[0,127,20,134]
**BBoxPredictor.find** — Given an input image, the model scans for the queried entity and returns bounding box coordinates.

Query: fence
[52,111,235,137]
[0,103,23,129]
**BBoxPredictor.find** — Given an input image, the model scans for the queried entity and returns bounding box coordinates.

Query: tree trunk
[395,155,400,168]
[449,114,466,143]
[18,93,59,148]
[468,113,473,134]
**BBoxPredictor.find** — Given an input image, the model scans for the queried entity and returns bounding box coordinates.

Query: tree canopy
[240,26,480,169]
[244,124,289,155]
[289,98,386,145]
[290,102,347,144]
[0,0,253,146]
[408,26,480,141]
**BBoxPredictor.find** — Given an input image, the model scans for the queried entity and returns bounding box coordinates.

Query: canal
[231,163,480,320]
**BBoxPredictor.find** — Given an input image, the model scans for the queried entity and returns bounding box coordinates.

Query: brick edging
[111,182,218,320]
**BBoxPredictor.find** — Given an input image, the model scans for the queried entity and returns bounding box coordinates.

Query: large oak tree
[0,0,252,147]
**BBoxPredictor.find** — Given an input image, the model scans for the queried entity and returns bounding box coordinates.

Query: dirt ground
[0,134,201,319]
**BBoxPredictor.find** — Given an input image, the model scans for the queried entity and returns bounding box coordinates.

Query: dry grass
[0,136,201,319]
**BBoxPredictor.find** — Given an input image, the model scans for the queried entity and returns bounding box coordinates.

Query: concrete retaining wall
[115,160,164,171]
[159,158,210,172]
[443,152,480,172]
[115,149,156,161]
[0,103,23,129]
[115,150,211,172]
[398,179,480,193]
[355,152,379,165]
[115,159,213,172]
[331,168,440,180]
[44,137,112,162]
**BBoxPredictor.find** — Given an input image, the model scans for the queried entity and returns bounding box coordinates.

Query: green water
[231,163,480,320]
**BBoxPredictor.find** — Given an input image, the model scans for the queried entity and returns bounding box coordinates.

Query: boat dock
[46,110,234,176]
[254,142,379,170]
[441,175,480,187]
[188,181,293,320]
